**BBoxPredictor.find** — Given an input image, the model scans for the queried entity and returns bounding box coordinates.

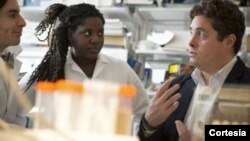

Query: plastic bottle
[78,80,119,135]
[34,81,55,129]
[116,84,136,135]
[54,80,84,133]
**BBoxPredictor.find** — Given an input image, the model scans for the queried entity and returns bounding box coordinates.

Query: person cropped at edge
[19,3,149,133]
[0,0,27,126]
[138,0,250,141]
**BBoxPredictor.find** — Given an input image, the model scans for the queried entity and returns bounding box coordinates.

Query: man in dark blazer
[138,0,250,141]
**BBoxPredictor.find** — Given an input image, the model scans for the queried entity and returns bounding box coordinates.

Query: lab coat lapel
[92,54,107,78]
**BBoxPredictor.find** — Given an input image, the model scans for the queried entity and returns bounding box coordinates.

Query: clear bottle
[78,80,119,135]
[54,80,84,133]
[34,81,55,129]
[116,84,136,135]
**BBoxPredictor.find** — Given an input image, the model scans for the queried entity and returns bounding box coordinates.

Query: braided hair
[25,3,105,90]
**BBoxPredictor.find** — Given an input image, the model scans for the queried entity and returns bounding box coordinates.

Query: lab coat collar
[66,52,109,78]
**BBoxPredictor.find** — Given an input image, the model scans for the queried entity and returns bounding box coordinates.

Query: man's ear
[225,34,236,48]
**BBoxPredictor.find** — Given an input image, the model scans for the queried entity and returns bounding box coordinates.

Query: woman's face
[69,17,104,60]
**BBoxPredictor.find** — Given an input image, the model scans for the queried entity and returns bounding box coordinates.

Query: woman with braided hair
[19,3,149,133]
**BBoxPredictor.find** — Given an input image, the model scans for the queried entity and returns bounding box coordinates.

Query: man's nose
[189,34,196,48]
[18,15,26,27]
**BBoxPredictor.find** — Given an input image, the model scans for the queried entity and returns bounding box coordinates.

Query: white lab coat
[0,45,26,126]
[19,52,149,134]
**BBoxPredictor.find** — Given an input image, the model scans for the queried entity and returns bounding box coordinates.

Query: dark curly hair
[190,0,245,54]
[0,0,7,9]
[25,3,105,90]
